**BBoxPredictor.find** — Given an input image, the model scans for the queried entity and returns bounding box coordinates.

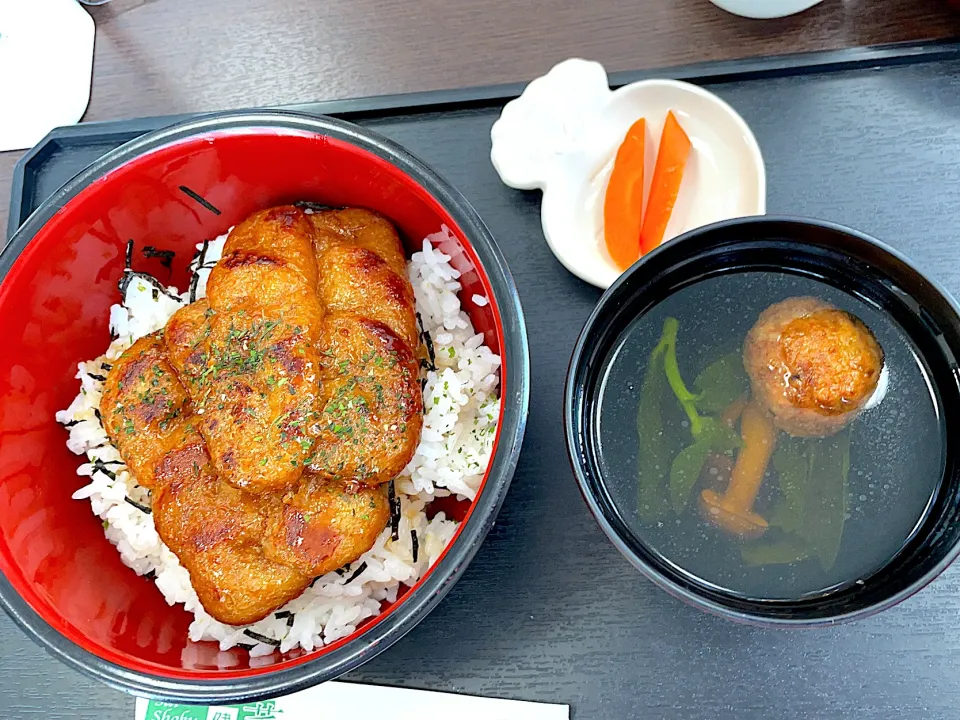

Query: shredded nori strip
[179,185,222,215]
[89,373,107,383]
[63,419,81,427]
[411,529,419,563]
[188,238,210,303]
[142,245,176,270]
[344,561,368,584]
[388,481,400,541]
[118,270,183,304]
[93,408,103,422]
[286,614,295,628]
[100,460,124,466]
[92,459,117,480]
[334,567,346,576]
[416,312,437,371]
[124,496,152,514]
[243,629,281,646]
[236,643,255,651]
[274,610,292,619]
[293,200,339,212]
[124,239,134,269]
[309,576,321,588]
[143,570,157,580]
[151,287,159,301]
[101,363,113,371]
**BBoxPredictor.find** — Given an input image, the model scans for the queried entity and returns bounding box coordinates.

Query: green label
[143,700,281,720]
[233,702,281,720]
[142,703,207,720]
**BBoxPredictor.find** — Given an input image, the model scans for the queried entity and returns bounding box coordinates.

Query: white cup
[708,0,825,18]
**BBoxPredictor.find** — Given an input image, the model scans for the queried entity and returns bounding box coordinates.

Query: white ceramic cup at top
[708,0,825,19]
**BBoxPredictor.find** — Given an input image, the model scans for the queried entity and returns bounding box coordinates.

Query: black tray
[9,42,960,720]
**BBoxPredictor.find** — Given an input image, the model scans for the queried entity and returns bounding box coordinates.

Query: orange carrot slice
[603,118,646,270]
[640,111,691,254]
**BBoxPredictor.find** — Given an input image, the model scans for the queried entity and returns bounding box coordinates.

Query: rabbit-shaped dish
[491,59,766,289]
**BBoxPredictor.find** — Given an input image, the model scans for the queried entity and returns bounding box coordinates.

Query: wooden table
[5,2,960,718]
[1,0,958,233]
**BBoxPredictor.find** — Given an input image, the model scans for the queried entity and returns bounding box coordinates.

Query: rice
[56,225,500,654]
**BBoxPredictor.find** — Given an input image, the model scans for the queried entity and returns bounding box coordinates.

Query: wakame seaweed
[637,318,743,516]
[761,432,851,571]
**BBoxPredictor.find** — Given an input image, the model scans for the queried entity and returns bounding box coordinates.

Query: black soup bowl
[565,217,960,626]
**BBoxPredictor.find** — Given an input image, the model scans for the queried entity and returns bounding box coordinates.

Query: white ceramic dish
[709,0,824,19]
[490,59,766,289]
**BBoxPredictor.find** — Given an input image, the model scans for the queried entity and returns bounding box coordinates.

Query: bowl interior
[0,125,506,677]
[567,218,960,623]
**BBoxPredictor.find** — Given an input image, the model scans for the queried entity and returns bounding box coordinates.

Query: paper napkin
[135,682,569,720]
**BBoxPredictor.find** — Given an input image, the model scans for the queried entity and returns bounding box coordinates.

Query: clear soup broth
[597,271,944,600]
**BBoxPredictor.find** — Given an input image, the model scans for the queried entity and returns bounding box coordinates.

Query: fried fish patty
[308,313,423,484]
[100,333,194,489]
[262,475,390,577]
[165,207,324,493]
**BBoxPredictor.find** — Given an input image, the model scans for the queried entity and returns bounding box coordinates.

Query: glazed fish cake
[152,442,312,626]
[262,476,390,577]
[207,206,321,304]
[310,210,422,485]
[163,300,210,371]
[165,207,325,493]
[165,302,323,494]
[103,334,311,624]
[317,244,419,352]
[309,314,423,485]
[206,207,322,316]
[100,333,194,489]
[308,208,408,277]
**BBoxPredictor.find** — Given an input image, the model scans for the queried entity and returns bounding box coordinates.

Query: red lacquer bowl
[0,112,529,702]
